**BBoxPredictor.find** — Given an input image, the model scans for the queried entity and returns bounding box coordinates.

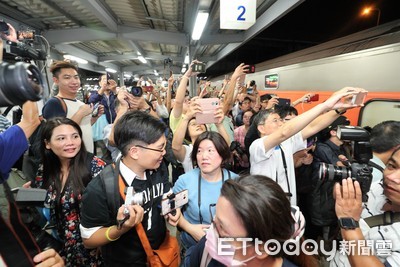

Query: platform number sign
[220,0,256,30]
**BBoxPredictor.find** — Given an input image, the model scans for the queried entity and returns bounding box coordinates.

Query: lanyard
[197,168,226,224]
[277,145,292,198]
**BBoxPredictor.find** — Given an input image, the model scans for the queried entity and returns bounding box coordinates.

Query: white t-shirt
[249,132,305,205]
[179,144,194,173]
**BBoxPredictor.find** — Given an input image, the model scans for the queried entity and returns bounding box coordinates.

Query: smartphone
[161,190,189,216]
[192,63,206,73]
[143,85,154,93]
[247,65,255,73]
[277,98,291,106]
[195,98,220,124]
[309,94,319,102]
[106,72,112,84]
[92,103,100,117]
[0,20,9,35]
[351,92,368,105]
[17,30,35,41]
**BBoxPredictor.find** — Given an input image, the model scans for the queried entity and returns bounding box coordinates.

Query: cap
[328,115,350,130]
[319,115,350,139]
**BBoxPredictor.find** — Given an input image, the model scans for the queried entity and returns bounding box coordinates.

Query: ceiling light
[63,55,88,64]
[138,56,147,64]
[184,54,189,64]
[124,74,131,78]
[192,12,209,40]
[105,68,117,73]
[154,70,159,76]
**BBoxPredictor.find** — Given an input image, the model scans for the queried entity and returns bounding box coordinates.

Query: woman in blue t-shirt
[173,131,238,256]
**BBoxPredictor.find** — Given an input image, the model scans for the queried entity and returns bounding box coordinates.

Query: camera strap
[0,180,41,266]
[364,211,400,228]
[198,168,230,224]
[278,145,292,198]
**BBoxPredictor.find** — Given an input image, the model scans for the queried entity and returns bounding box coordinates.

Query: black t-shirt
[42,97,67,119]
[80,162,171,266]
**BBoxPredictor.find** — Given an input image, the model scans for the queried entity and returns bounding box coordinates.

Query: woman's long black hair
[40,117,91,195]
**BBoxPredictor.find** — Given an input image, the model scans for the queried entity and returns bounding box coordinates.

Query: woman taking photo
[173,131,238,255]
[34,117,107,266]
[171,97,230,173]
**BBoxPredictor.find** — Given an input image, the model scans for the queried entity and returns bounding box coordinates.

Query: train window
[358,99,400,128]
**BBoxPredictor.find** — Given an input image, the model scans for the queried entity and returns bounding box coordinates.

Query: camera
[126,189,144,206]
[0,62,44,107]
[130,86,143,97]
[319,126,373,202]
[230,141,245,157]
[12,187,63,252]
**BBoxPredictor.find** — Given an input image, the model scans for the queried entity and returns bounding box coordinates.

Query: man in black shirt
[80,111,180,266]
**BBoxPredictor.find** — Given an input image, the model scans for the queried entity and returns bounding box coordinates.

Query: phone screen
[352,92,367,105]
[161,190,189,216]
[17,30,35,41]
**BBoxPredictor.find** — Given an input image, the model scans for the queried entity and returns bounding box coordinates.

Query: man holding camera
[80,111,180,266]
[331,145,400,267]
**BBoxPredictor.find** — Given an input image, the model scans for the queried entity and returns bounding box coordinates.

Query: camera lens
[130,86,143,97]
[0,62,43,107]
[319,163,351,182]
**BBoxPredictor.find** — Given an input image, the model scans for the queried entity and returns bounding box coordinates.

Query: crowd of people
[1,22,400,267]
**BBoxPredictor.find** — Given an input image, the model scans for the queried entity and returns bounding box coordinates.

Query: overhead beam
[44,27,116,44]
[80,0,118,32]
[44,26,188,46]
[41,0,84,26]
[207,0,304,68]
[120,26,187,46]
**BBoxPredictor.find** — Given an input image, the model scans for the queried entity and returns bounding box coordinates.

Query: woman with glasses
[187,174,319,267]
[172,97,230,173]
[173,131,238,258]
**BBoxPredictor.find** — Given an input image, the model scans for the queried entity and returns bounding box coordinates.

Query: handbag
[92,114,109,141]
[136,223,180,267]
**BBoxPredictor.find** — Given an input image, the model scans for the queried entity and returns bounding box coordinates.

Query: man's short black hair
[370,120,400,153]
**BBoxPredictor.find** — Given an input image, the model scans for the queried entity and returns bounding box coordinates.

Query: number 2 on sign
[237,5,246,21]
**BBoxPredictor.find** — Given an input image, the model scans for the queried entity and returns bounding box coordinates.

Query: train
[209,19,400,127]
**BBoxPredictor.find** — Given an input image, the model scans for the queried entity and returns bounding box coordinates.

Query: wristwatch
[338,217,359,230]
[335,109,347,115]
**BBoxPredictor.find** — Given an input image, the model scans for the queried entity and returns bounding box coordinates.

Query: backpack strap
[364,211,400,228]
[368,160,384,173]
[54,96,67,113]
[100,162,120,222]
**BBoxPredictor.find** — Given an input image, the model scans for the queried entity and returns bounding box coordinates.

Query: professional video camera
[11,187,63,252]
[0,21,45,107]
[319,125,373,202]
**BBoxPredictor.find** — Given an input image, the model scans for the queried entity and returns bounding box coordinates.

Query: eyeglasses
[135,144,165,153]
[259,118,283,125]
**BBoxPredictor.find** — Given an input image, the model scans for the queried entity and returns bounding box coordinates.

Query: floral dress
[36,155,107,267]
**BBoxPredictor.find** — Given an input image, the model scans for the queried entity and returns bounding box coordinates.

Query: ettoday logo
[217,238,392,261]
